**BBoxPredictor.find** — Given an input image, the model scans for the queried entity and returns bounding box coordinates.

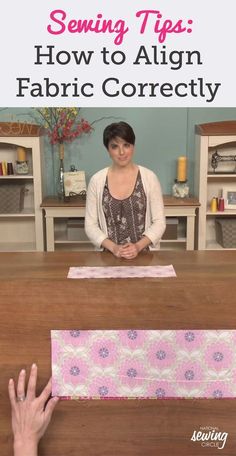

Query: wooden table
[1,250,236,456]
[41,195,200,251]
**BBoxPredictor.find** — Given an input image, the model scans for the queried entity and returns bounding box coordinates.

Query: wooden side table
[164,196,200,250]
[41,195,200,251]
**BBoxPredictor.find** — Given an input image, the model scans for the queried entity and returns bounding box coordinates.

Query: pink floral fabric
[67,265,176,279]
[51,330,236,399]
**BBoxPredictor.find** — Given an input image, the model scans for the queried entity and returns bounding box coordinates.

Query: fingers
[9,366,53,406]
[121,254,135,260]
[39,377,53,405]
[120,244,138,259]
[17,369,26,400]
[26,363,37,400]
[8,378,16,407]
[119,243,130,251]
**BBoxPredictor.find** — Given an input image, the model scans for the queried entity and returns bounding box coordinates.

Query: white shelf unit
[0,124,45,252]
[195,122,236,250]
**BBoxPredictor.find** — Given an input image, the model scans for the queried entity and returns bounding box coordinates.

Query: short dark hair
[103,122,135,149]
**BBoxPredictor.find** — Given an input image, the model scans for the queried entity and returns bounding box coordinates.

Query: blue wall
[1,107,236,196]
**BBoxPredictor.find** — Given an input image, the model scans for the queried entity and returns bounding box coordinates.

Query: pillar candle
[17,147,26,162]
[177,156,187,182]
[2,161,7,175]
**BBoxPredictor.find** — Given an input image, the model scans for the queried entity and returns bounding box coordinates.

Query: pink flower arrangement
[37,108,93,145]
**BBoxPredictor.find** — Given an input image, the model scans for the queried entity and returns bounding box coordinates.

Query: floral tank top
[102,170,147,245]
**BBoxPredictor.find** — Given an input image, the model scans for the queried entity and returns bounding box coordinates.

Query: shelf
[54,229,90,244]
[55,239,92,245]
[0,209,35,217]
[0,242,36,252]
[160,242,187,251]
[207,174,236,179]
[196,123,236,249]
[161,238,187,251]
[160,238,186,243]
[0,175,34,179]
[206,209,236,216]
[54,231,187,245]
[55,243,94,251]
[0,129,44,251]
[206,240,236,251]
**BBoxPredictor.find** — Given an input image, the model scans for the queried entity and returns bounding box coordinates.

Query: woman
[85,122,166,259]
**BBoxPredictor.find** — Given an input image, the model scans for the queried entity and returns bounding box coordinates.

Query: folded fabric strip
[51,330,236,399]
[67,265,176,279]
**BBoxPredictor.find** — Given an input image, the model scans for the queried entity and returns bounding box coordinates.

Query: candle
[177,156,187,182]
[17,147,26,162]
[2,161,7,175]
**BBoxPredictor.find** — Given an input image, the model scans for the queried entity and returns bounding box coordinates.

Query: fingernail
[20,369,26,375]
[32,363,37,369]
[9,378,13,384]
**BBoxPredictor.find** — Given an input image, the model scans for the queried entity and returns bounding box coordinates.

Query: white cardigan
[85,165,166,249]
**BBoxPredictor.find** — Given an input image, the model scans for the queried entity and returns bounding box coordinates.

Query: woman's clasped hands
[113,242,140,259]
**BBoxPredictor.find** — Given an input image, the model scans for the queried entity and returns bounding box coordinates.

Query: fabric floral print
[68,265,176,279]
[205,342,233,371]
[90,339,118,367]
[51,330,236,399]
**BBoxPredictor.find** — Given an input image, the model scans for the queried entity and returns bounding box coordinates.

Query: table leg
[46,216,55,252]
[186,215,195,250]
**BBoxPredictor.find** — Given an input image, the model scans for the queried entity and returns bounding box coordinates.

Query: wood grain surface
[1,250,236,456]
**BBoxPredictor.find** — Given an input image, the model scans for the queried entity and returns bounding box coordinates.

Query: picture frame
[223,188,236,209]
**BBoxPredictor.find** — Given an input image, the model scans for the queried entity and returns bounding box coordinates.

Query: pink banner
[51,330,236,399]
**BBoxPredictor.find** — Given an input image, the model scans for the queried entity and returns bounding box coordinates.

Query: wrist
[14,438,38,456]
[136,236,151,253]
[103,238,117,255]
[111,242,118,255]
[135,242,142,253]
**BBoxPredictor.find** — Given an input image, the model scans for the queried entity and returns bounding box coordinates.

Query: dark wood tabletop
[41,195,200,208]
[1,250,235,455]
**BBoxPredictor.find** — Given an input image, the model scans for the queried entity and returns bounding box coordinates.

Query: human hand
[8,364,59,456]
[112,243,123,258]
[119,243,140,260]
